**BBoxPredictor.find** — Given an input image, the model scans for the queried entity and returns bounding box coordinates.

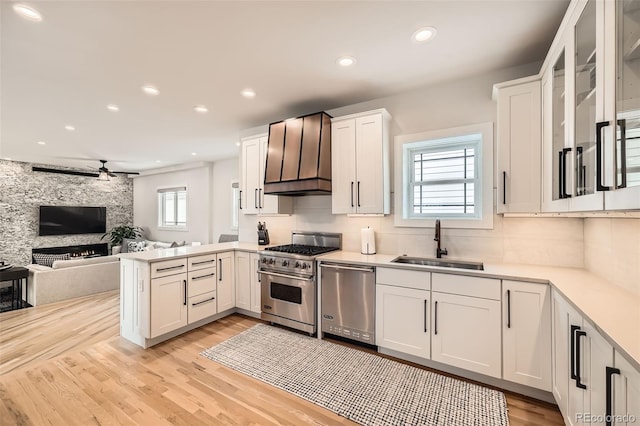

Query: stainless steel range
[259,231,341,334]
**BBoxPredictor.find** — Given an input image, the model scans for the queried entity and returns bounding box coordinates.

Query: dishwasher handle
[320,263,374,273]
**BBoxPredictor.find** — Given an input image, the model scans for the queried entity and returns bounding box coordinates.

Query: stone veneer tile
[0,160,133,266]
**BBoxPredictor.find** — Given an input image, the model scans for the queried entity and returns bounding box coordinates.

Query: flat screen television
[39,206,107,236]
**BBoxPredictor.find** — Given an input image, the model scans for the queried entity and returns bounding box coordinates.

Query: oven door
[259,270,316,327]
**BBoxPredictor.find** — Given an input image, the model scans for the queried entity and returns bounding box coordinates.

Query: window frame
[157,186,188,230]
[394,122,494,229]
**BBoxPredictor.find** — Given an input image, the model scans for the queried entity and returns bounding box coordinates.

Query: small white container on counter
[361,227,376,255]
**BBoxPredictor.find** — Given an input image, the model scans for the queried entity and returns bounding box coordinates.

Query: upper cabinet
[542,0,640,212]
[331,109,391,215]
[495,77,542,213]
[240,134,292,215]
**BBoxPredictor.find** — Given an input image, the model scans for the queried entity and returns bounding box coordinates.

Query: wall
[133,164,212,244]
[584,218,640,296]
[211,157,239,243]
[238,62,586,269]
[0,159,133,266]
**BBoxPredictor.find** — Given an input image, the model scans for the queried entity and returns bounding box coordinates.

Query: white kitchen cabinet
[552,289,571,417]
[240,134,292,215]
[502,280,552,391]
[187,290,217,324]
[613,352,640,426]
[150,273,188,338]
[331,109,391,215]
[495,77,542,213]
[216,251,235,312]
[234,251,261,314]
[542,0,640,212]
[431,291,502,378]
[376,284,430,358]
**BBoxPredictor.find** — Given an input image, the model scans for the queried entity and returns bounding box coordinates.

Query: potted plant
[101,225,143,254]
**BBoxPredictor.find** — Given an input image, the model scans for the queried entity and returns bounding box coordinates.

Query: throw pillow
[121,237,144,253]
[33,252,70,267]
[127,241,147,252]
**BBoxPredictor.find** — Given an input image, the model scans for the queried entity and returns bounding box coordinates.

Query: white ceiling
[1,0,569,173]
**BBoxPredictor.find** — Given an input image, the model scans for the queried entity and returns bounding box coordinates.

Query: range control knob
[282,260,289,267]
[294,261,301,268]
[301,263,308,270]
[268,258,275,265]
[261,258,268,264]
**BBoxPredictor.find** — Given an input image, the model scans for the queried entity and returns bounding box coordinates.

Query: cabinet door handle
[617,119,627,189]
[192,273,215,281]
[239,190,243,210]
[357,181,361,207]
[350,181,354,207]
[423,300,428,333]
[183,280,187,306]
[434,301,438,335]
[605,366,621,426]
[596,121,611,191]
[562,148,572,198]
[192,297,215,307]
[570,325,580,380]
[254,189,259,209]
[576,146,585,196]
[219,258,222,281]
[575,330,587,389]
[558,151,564,199]
[502,171,507,205]
[156,264,185,272]
[259,188,263,208]
[506,289,511,328]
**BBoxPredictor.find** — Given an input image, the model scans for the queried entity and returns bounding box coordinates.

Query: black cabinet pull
[562,148,572,198]
[357,181,361,207]
[558,151,564,199]
[617,119,627,189]
[183,280,187,306]
[192,297,215,307]
[350,181,354,207]
[596,121,611,191]
[192,259,214,266]
[239,190,243,210]
[254,189,258,209]
[423,300,428,333]
[605,366,621,426]
[192,273,215,281]
[434,301,438,335]
[575,330,587,389]
[571,325,580,380]
[502,171,507,205]
[506,289,511,329]
[157,264,185,272]
[219,258,222,281]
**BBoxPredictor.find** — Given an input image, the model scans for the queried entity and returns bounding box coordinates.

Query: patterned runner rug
[201,324,509,426]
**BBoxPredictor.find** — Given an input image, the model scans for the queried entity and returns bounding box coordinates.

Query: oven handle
[257,270,315,282]
[319,264,374,273]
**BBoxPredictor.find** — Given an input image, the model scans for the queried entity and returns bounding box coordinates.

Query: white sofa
[25,255,120,306]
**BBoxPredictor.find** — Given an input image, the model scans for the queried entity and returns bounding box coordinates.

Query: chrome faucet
[434,219,448,259]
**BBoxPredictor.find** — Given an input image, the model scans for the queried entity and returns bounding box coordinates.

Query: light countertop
[117,242,266,262]
[318,251,640,371]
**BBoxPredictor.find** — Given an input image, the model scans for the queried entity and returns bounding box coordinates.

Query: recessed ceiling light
[191,152,197,156]
[194,105,208,113]
[241,88,256,99]
[235,142,241,147]
[412,27,437,43]
[336,56,356,67]
[141,85,159,96]
[107,104,119,112]
[13,4,42,22]
[64,125,76,131]
[37,141,46,145]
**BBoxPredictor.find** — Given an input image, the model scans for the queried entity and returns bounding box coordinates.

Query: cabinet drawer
[376,267,430,291]
[188,291,217,324]
[188,253,217,271]
[432,273,500,300]
[151,258,188,279]
[188,267,216,297]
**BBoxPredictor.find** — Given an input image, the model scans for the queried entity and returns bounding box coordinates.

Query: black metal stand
[0,267,29,311]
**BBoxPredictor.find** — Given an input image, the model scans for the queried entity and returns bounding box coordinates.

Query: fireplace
[32,243,109,262]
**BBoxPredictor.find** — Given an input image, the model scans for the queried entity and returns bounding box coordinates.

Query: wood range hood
[263,111,332,196]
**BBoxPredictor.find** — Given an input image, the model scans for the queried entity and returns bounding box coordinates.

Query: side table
[0,266,29,311]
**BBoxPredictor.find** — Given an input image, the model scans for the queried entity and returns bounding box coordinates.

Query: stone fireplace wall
[0,160,134,266]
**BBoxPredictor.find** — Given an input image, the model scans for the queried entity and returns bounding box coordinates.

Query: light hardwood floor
[0,291,565,425]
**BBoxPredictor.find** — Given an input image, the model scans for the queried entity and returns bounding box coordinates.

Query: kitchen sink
[390,256,484,271]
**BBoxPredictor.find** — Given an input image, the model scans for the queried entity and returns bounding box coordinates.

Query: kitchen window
[158,187,187,229]
[394,123,493,229]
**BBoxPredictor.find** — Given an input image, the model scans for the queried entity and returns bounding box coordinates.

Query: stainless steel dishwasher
[320,263,375,345]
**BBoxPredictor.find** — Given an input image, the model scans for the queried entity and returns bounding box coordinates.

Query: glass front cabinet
[543,0,640,212]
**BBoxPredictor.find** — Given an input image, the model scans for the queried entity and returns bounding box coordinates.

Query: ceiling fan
[96,160,140,181]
